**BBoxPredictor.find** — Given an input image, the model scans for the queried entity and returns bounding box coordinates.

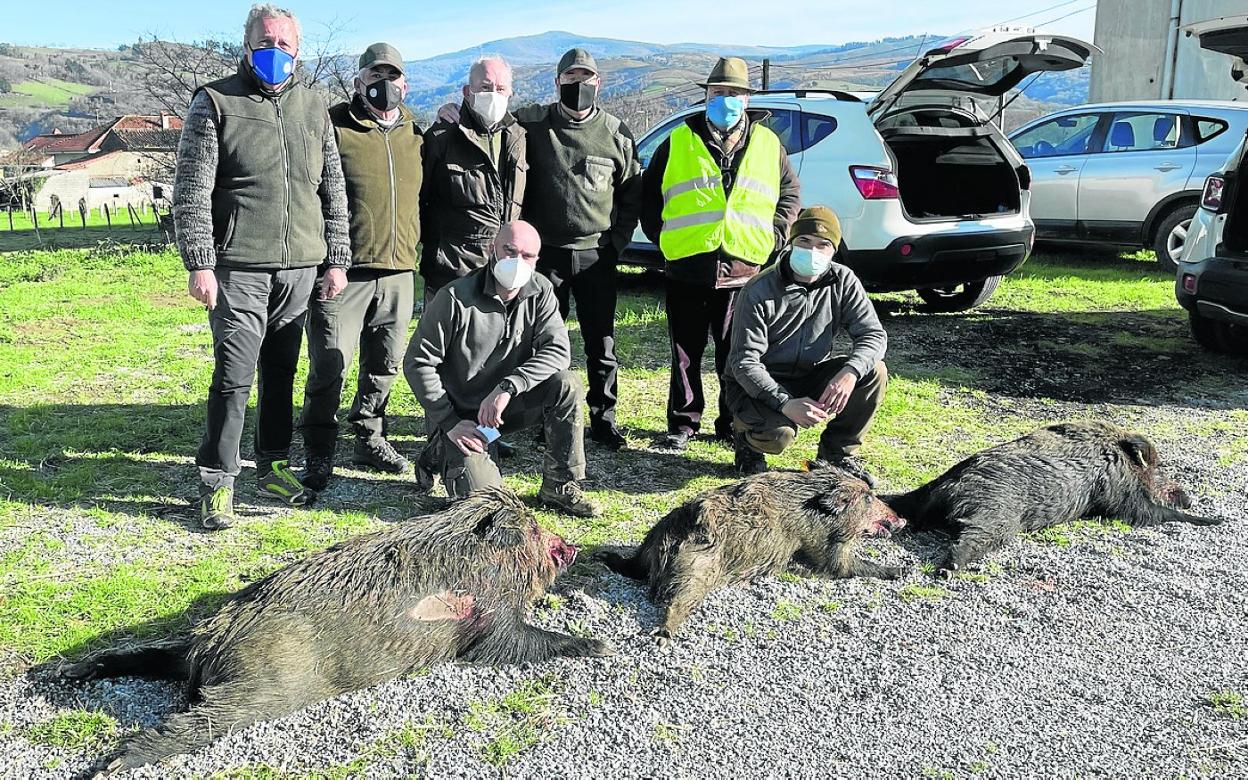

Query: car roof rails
[752,88,864,102]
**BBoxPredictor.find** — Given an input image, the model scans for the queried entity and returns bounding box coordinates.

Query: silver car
[1009,99,1248,270]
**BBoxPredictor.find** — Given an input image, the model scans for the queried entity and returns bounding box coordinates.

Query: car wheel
[1190,311,1248,357]
[916,275,1003,312]
[1153,203,1198,273]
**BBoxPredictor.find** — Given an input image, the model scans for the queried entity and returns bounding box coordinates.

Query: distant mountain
[0,31,1092,149]
[401,30,840,91]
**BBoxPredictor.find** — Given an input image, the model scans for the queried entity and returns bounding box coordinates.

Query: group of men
[174,3,889,530]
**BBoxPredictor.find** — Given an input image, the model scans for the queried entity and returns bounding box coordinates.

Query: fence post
[104,203,112,229]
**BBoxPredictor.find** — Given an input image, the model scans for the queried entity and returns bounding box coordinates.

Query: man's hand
[477,388,512,429]
[319,267,348,301]
[818,369,858,415]
[437,102,461,124]
[188,269,218,310]
[446,420,488,456]
[781,397,829,428]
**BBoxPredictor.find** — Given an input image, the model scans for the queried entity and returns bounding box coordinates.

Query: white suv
[627,27,1097,311]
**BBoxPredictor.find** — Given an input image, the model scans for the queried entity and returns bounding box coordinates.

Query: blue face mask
[789,246,834,278]
[706,95,745,131]
[249,46,296,87]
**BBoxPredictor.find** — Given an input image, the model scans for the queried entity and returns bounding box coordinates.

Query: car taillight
[1201,175,1225,211]
[850,166,899,200]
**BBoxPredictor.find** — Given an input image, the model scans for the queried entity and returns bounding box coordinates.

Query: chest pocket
[582,155,614,193]
[446,162,492,208]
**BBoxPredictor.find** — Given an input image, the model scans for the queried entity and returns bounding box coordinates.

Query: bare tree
[130,36,240,118]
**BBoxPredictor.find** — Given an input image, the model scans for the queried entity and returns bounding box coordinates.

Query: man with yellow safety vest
[640,56,801,450]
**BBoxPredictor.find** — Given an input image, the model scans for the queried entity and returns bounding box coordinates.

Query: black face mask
[364,78,402,113]
[559,80,598,113]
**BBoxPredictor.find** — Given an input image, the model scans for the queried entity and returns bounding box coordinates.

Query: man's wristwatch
[498,378,518,396]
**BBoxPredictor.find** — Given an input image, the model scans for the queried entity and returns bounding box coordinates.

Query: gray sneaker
[198,486,236,530]
[811,454,877,489]
[539,479,601,518]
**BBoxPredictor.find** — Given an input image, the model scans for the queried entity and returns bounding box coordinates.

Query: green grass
[0,78,96,108]
[26,710,117,750]
[1025,519,1132,547]
[465,675,568,766]
[0,244,1243,673]
[900,584,951,602]
[1206,691,1245,720]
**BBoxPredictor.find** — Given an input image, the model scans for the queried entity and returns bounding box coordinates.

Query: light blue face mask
[249,46,296,87]
[789,246,834,278]
[706,95,745,131]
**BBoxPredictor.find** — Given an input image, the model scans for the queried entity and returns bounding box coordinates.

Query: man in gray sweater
[174,5,351,529]
[723,206,888,485]
[404,220,599,517]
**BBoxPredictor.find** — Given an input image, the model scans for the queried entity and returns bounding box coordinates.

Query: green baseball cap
[359,42,404,73]
[557,47,598,76]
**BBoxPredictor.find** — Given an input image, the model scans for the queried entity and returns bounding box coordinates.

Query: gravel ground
[2,396,1247,779]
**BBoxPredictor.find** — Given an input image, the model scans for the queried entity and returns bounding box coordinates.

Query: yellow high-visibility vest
[659,123,782,264]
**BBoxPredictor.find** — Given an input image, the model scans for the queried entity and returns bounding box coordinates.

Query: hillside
[0,31,1091,150]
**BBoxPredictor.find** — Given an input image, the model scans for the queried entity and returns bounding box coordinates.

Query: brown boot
[539,479,601,518]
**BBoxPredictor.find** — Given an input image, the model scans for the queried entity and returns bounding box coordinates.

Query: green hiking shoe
[199,486,236,530]
[257,460,316,507]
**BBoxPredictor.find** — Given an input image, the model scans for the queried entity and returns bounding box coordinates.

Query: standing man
[723,206,888,485]
[404,220,600,518]
[175,3,351,530]
[516,49,641,450]
[419,56,527,303]
[299,43,423,491]
[641,56,801,451]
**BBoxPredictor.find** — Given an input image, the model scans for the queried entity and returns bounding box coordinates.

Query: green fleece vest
[330,99,423,271]
[199,68,329,269]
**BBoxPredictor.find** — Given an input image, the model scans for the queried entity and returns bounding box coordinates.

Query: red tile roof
[21,115,184,156]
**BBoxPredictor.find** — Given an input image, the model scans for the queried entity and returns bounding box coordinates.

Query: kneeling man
[404,220,599,517]
[723,206,888,485]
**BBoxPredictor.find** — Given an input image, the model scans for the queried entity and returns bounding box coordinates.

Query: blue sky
[4,0,1098,59]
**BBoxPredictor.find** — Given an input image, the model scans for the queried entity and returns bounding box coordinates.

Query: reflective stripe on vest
[659,123,782,264]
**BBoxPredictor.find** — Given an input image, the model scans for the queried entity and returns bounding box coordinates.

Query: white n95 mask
[492,256,533,290]
[470,91,509,126]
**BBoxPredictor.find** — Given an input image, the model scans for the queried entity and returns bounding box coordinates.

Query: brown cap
[791,206,842,246]
[359,42,404,73]
[699,56,755,92]
[557,47,598,77]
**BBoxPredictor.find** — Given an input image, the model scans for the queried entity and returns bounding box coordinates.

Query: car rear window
[1194,117,1229,144]
[799,113,839,151]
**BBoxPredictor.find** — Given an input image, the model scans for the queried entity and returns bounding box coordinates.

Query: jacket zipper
[274,98,292,268]
[383,125,397,269]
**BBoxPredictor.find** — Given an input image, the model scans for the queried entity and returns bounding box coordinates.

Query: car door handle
[1054,165,1078,174]
[1154,162,1183,172]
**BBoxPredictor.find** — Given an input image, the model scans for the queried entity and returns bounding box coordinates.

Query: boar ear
[807,488,863,517]
[1119,435,1157,470]
[473,507,525,547]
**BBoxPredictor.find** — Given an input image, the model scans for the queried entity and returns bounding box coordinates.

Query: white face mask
[470,90,509,126]
[492,256,533,290]
[789,246,834,278]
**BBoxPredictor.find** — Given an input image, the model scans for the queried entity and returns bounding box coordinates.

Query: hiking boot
[590,419,627,450]
[257,460,316,507]
[415,442,440,491]
[663,429,692,451]
[353,437,410,474]
[811,454,877,489]
[713,420,735,445]
[198,486,236,531]
[539,479,601,518]
[733,433,767,476]
[302,452,334,492]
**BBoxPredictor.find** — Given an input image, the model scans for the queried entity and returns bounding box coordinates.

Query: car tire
[916,275,1003,312]
[1189,310,1248,356]
[1153,203,1198,273]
